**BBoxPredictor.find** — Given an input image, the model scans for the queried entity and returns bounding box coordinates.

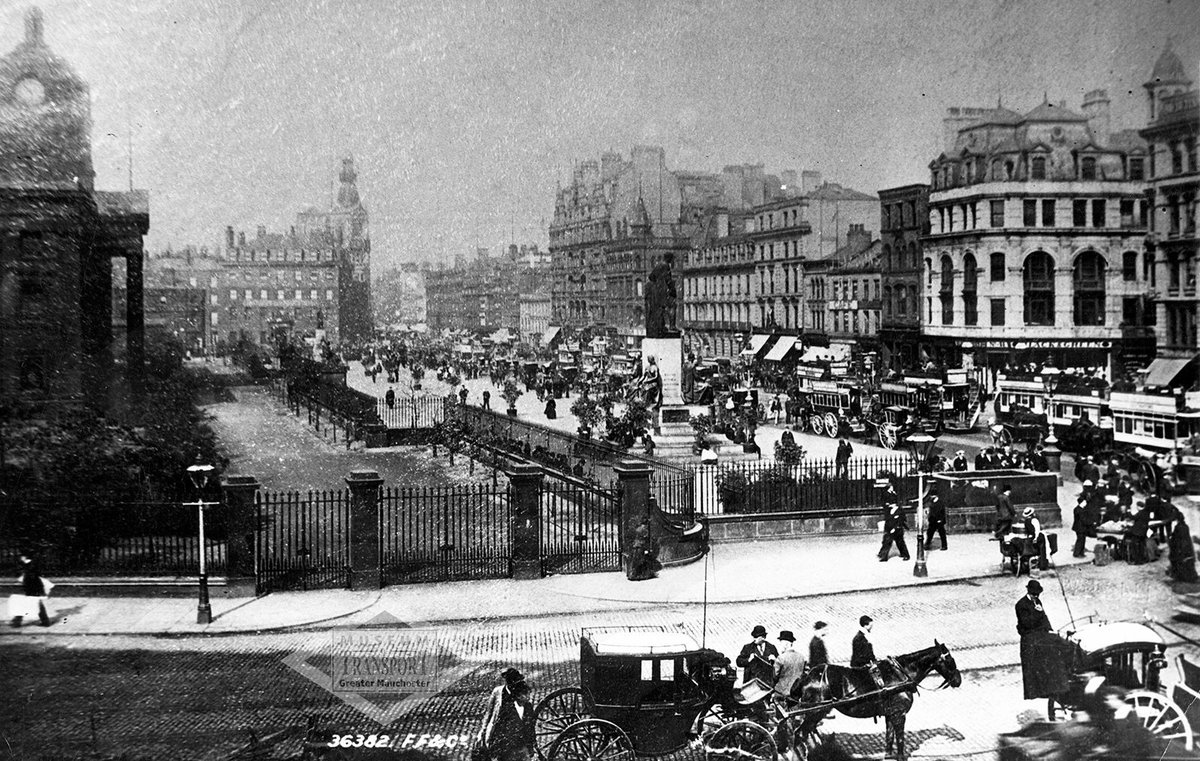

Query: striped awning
[765,336,798,362]
[741,334,772,357]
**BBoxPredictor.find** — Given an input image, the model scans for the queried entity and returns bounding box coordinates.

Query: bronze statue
[645,252,679,338]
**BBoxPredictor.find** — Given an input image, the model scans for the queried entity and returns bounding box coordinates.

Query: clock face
[14,77,45,105]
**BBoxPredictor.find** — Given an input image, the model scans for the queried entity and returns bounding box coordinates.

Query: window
[1081,156,1097,180]
[940,255,954,325]
[1120,199,1136,228]
[990,252,1005,281]
[898,285,910,317]
[1031,156,1046,180]
[295,289,304,300]
[1145,251,1156,287]
[276,289,284,300]
[1042,199,1055,227]
[260,289,268,300]
[1073,200,1088,227]
[1173,144,1184,174]
[1024,200,1038,227]
[990,200,1005,227]
[230,289,238,300]
[991,298,1006,326]
[326,289,334,300]
[1023,252,1055,326]
[1123,251,1138,281]
[1129,157,1145,181]
[245,289,253,300]
[1123,297,1140,326]
[962,253,978,326]
[1073,251,1106,326]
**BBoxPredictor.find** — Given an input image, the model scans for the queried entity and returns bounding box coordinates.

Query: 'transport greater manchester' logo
[283,612,476,725]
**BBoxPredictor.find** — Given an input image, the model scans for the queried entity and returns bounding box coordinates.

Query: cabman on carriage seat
[851,616,886,689]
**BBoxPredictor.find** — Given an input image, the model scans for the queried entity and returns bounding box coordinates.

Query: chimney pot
[25,7,44,46]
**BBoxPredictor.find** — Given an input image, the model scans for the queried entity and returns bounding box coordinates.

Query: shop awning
[741,334,772,357]
[1145,356,1198,388]
[488,328,513,344]
[543,326,561,345]
[765,336,798,362]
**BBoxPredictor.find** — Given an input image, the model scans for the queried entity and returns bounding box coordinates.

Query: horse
[791,641,962,761]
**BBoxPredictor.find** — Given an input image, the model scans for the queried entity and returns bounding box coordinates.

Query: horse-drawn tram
[532,626,961,761]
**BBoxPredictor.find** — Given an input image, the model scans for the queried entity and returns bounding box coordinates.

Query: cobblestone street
[3,558,1198,760]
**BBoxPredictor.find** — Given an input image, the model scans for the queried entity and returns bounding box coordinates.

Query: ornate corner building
[0,8,149,404]
[923,89,1153,379]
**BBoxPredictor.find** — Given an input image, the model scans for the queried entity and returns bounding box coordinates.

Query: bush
[774,437,807,466]
[716,468,749,513]
[743,467,803,514]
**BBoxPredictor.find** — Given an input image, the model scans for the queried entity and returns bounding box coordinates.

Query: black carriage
[533,627,783,761]
[1060,621,1194,749]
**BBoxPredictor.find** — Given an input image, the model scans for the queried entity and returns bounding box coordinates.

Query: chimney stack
[801,170,822,194]
[256,225,267,240]
[25,7,44,46]
[238,231,246,246]
[226,226,235,250]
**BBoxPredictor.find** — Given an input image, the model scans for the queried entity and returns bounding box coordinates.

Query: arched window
[925,258,933,287]
[1074,251,1106,326]
[1023,252,1055,326]
[908,242,918,270]
[882,244,892,271]
[1031,156,1047,180]
[883,285,893,318]
[898,285,910,318]
[962,253,978,325]
[940,255,954,324]
[635,279,643,297]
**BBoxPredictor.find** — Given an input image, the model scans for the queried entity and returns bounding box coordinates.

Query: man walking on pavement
[992,483,1015,540]
[736,625,778,688]
[459,386,468,406]
[773,630,807,705]
[851,615,885,689]
[482,389,491,410]
[808,621,829,670]
[835,437,853,479]
[878,501,910,562]
[924,494,948,551]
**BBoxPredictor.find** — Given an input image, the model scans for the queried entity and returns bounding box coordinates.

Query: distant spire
[25,7,44,46]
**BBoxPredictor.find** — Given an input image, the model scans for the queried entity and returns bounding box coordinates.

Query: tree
[570,393,601,435]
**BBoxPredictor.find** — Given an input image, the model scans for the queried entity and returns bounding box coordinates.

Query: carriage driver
[851,615,886,689]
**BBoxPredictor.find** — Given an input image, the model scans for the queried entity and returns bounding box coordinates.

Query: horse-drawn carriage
[532,626,962,761]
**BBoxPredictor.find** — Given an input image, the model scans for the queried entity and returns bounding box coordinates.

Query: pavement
[5,520,1093,637]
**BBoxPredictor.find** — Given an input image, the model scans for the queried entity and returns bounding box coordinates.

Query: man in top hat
[1016,580,1071,721]
[924,494,948,552]
[736,625,778,688]
[481,667,536,761]
[773,630,807,704]
[878,500,910,562]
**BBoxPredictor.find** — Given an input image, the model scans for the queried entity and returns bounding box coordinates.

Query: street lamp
[1040,367,1061,446]
[906,432,938,578]
[186,458,218,625]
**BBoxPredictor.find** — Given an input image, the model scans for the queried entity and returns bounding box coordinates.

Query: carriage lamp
[1040,367,1062,446]
[906,433,938,579]
[186,458,218,625]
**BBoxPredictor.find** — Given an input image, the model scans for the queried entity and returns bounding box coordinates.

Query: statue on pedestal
[640,356,663,410]
[645,252,679,339]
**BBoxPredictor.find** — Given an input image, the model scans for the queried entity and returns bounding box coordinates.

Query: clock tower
[0,7,94,189]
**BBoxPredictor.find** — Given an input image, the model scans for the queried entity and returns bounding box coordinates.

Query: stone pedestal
[507,464,543,580]
[220,474,260,597]
[345,470,384,590]
[641,337,683,406]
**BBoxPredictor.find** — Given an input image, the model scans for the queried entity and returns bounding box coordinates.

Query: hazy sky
[3,0,1197,270]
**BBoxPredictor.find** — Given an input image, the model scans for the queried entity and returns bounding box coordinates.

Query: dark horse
[792,641,962,761]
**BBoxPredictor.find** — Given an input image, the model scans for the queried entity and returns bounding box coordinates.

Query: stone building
[748,196,813,334]
[802,175,880,260]
[1141,44,1199,374]
[681,210,756,358]
[0,8,149,404]
[878,184,930,370]
[373,263,426,329]
[217,225,341,351]
[923,91,1153,378]
[519,288,552,345]
[824,227,883,347]
[423,245,549,335]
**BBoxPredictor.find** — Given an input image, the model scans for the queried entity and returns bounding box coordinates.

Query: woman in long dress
[1169,509,1199,583]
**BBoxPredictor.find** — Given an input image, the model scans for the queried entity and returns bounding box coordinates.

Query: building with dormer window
[922,89,1153,381]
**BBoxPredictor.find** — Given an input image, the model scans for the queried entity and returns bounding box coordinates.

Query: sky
[2,0,1197,271]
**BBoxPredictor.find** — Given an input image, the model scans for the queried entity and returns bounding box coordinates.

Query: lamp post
[906,432,938,578]
[186,459,217,625]
[1040,367,1063,482]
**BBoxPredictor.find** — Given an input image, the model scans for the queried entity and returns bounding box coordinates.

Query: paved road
[3,558,1196,760]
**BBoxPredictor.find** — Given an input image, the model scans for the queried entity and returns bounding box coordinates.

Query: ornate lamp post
[1041,367,1063,481]
[186,459,218,624]
[906,432,938,578]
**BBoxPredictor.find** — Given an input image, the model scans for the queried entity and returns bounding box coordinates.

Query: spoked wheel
[878,423,897,450]
[823,413,839,438]
[546,718,634,761]
[808,415,825,437]
[698,702,731,740]
[1137,460,1160,495]
[1117,690,1194,750]
[705,719,778,761]
[534,687,591,760]
[994,426,1013,447]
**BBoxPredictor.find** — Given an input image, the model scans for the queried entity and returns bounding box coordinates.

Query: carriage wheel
[546,718,634,761]
[995,427,1013,447]
[878,423,897,450]
[1138,460,1160,495]
[534,687,591,761]
[1117,690,1194,750]
[823,413,840,438]
[808,415,825,437]
[705,719,778,761]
